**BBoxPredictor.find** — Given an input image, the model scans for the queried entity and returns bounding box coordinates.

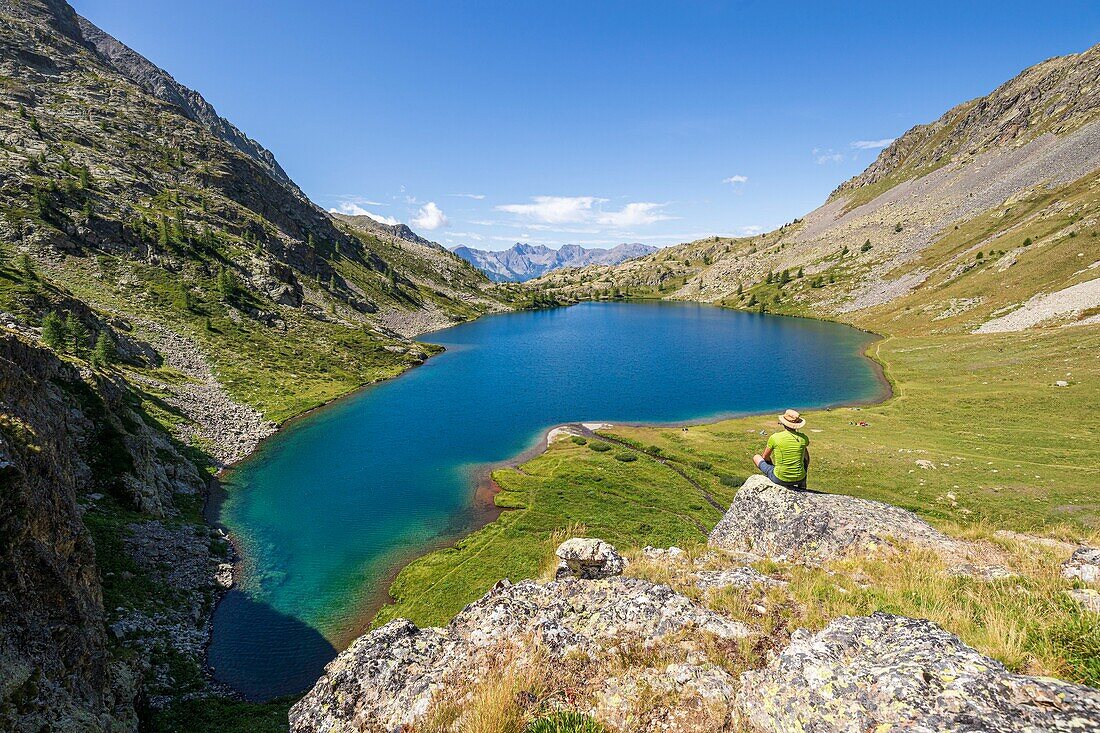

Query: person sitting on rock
[753,409,809,489]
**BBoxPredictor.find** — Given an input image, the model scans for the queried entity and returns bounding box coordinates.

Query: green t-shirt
[766,429,809,482]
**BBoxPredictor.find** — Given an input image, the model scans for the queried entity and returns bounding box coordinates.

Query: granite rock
[738,612,1100,732]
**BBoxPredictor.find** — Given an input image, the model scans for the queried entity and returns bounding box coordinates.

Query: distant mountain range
[452,242,658,282]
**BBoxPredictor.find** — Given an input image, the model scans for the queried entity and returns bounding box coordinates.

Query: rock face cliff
[0,334,206,732]
[290,478,1100,732]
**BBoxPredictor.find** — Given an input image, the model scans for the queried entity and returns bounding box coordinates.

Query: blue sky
[74,1,1100,251]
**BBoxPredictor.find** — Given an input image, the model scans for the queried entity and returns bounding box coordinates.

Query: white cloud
[329,202,400,225]
[496,195,604,224]
[411,201,449,230]
[850,138,895,150]
[448,193,486,200]
[495,196,672,229]
[739,225,765,236]
[596,202,673,228]
[722,175,748,185]
[813,148,844,165]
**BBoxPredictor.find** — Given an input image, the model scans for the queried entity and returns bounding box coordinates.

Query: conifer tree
[41,311,66,350]
[91,332,116,367]
[64,313,90,354]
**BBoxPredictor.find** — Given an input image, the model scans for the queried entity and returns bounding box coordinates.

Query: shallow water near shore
[209,301,883,699]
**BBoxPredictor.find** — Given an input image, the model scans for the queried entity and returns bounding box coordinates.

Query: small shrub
[588,442,611,453]
[861,241,872,253]
[570,436,587,446]
[894,222,903,233]
[614,451,637,462]
[718,474,741,487]
[1023,237,1033,246]
[691,460,713,471]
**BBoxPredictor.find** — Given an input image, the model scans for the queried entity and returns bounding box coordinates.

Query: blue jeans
[758,460,806,490]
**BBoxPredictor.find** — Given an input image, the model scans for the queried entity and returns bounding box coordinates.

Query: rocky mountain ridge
[454,241,657,282]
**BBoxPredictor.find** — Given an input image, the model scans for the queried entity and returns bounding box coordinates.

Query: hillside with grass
[0,2,510,730]
[372,42,1100,698]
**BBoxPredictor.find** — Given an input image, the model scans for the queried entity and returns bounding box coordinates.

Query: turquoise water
[209,302,882,699]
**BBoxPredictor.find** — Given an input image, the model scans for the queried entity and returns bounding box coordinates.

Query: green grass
[376,325,1099,630]
[374,438,740,628]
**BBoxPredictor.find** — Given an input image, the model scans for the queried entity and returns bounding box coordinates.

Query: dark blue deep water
[209,302,882,699]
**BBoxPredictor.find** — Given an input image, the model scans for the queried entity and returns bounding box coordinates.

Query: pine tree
[796,267,804,278]
[41,311,65,349]
[736,282,743,296]
[780,269,791,285]
[64,313,90,354]
[217,269,238,300]
[158,216,170,247]
[91,332,116,367]
[17,253,36,279]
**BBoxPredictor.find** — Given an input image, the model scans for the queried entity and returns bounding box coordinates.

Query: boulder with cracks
[738,612,1100,732]
[290,550,751,732]
[708,475,967,562]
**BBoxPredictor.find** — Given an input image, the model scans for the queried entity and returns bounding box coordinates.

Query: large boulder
[289,575,752,732]
[738,613,1100,732]
[554,537,626,579]
[709,475,963,562]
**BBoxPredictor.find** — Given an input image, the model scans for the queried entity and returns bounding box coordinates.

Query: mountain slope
[531,43,1100,336]
[0,1,508,729]
[454,241,657,282]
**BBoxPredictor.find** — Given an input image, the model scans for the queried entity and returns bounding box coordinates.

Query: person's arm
[804,447,810,469]
[762,446,773,462]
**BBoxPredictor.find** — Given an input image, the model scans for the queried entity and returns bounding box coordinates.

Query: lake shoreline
[206,301,893,701]
[356,322,893,635]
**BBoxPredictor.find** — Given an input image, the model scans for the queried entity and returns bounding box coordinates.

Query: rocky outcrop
[708,475,963,562]
[738,612,1100,732]
[1063,547,1100,584]
[554,537,626,580]
[289,548,752,732]
[0,334,206,731]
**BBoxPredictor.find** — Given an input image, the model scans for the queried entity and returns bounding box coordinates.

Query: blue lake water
[208,301,882,699]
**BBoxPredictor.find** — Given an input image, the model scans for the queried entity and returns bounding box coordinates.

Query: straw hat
[778,409,806,429]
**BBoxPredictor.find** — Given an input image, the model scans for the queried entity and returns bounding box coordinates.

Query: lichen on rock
[289,546,752,732]
[738,612,1100,733]
[708,474,966,562]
